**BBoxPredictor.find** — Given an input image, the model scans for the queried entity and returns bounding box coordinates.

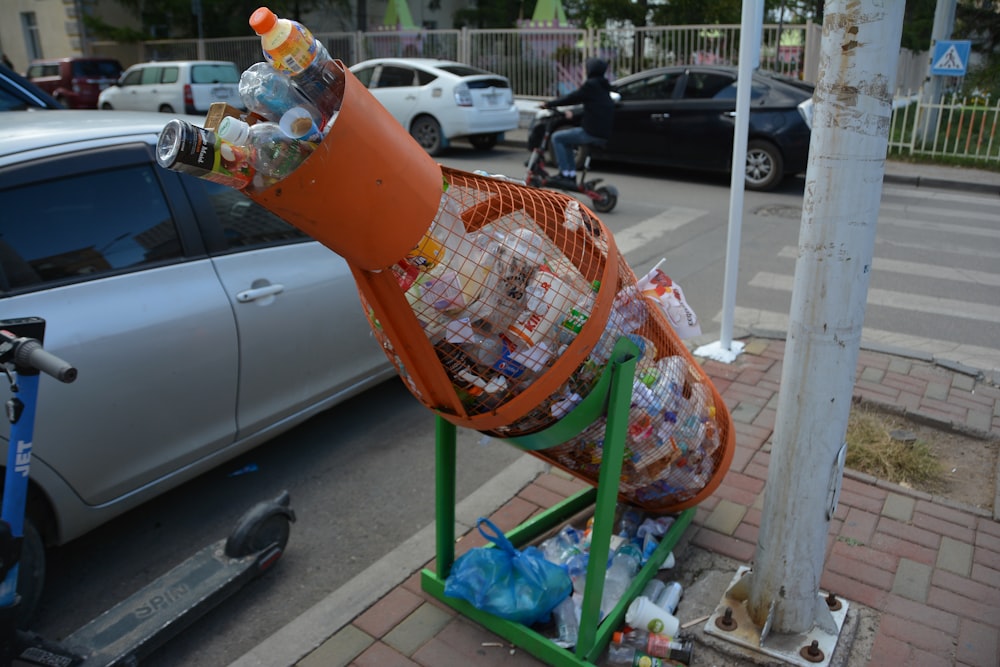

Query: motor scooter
[524,107,619,213]
[1,316,295,666]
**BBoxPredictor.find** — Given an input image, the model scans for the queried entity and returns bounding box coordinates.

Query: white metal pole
[747,0,905,634]
[717,0,763,355]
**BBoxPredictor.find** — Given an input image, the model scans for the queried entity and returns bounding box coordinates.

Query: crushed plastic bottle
[238,61,323,139]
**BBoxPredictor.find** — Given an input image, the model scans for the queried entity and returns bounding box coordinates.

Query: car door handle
[726,111,737,117]
[650,113,669,121]
[236,284,285,302]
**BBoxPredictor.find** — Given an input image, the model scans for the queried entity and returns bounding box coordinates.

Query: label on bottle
[508,266,575,346]
[264,21,317,74]
[156,119,253,189]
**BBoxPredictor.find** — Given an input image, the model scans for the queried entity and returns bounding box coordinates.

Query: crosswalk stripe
[777,247,1000,287]
[748,271,1000,323]
[612,207,705,255]
[714,306,1000,372]
[879,202,1000,229]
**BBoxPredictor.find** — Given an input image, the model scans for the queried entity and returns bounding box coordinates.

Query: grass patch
[845,407,948,492]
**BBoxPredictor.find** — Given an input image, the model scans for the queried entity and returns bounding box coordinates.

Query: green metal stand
[421,340,696,666]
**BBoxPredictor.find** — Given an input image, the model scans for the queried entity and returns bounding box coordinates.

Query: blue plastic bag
[444,517,572,626]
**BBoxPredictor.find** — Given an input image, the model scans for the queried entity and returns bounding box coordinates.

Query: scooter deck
[17,540,279,667]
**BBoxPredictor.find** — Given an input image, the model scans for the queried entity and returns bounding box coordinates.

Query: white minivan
[98,60,242,114]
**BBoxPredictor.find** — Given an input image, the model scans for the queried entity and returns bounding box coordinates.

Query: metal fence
[90,23,996,164]
[90,22,821,99]
[889,91,1000,164]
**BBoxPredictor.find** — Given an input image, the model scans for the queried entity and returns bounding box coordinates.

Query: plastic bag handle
[476,518,518,556]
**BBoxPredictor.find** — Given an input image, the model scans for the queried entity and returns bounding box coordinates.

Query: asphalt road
[27,141,1000,665]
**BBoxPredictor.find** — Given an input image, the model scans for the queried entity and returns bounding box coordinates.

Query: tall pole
[746,0,905,634]
[921,0,958,142]
[717,0,763,355]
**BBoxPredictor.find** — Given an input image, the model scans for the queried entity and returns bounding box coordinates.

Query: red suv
[26,57,123,109]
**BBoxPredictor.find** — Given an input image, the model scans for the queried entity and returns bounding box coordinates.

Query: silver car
[0,110,394,623]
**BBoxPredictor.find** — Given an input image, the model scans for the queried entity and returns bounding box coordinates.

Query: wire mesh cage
[351,167,734,513]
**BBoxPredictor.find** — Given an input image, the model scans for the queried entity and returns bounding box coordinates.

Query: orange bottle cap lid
[612,631,623,643]
[249,7,277,34]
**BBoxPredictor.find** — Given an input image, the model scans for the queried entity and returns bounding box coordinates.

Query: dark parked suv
[26,57,123,108]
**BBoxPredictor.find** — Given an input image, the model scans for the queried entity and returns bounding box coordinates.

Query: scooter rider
[543,58,615,189]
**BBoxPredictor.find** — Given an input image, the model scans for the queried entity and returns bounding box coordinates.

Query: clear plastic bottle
[656,580,683,615]
[612,628,692,664]
[552,595,579,649]
[605,644,667,667]
[600,542,642,618]
[238,61,323,140]
[249,7,344,124]
[216,116,314,190]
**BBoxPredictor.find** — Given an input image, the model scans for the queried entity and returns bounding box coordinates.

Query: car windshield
[191,64,239,84]
[73,61,122,78]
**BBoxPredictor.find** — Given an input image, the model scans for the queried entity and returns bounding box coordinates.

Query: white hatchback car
[98,60,242,114]
[349,58,519,156]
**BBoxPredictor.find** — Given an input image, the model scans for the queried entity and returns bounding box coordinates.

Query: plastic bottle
[612,628,692,664]
[155,118,254,190]
[605,644,668,667]
[238,61,324,140]
[249,7,345,124]
[600,542,642,617]
[551,595,579,649]
[216,116,314,190]
[464,227,548,333]
[656,580,683,615]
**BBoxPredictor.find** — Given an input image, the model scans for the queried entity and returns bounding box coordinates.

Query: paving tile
[296,625,373,667]
[354,586,425,639]
[936,535,974,576]
[891,558,932,601]
[383,603,455,656]
[702,498,746,535]
[882,493,915,522]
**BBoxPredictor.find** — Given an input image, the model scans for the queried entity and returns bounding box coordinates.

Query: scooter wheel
[225,491,295,558]
[593,185,617,213]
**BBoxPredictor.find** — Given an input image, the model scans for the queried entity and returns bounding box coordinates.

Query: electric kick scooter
[524,107,619,213]
[1,316,296,666]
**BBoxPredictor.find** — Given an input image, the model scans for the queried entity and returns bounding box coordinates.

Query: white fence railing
[90,23,935,98]
[91,23,822,98]
[91,24,998,163]
[890,91,1000,164]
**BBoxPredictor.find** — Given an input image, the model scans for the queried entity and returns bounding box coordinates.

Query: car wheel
[410,115,444,156]
[158,104,175,113]
[14,519,46,629]
[100,102,113,110]
[469,133,498,151]
[745,139,784,191]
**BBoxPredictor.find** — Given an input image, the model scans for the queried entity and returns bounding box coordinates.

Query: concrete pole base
[705,566,850,667]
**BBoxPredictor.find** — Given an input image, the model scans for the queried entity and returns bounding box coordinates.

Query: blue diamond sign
[930,40,971,76]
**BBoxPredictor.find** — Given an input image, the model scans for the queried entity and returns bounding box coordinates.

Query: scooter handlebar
[8,336,77,383]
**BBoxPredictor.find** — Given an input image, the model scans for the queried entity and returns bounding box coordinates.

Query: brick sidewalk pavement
[247,336,999,667]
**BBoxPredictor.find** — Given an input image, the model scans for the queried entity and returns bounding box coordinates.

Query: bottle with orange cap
[249,7,344,126]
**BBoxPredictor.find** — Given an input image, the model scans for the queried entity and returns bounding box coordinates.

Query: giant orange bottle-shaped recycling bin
[186,53,733,513]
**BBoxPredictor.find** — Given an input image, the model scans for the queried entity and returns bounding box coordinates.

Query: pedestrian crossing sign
[930,40,971,76]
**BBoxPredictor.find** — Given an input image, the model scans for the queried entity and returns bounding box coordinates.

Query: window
[682,72,736,100]
[121,68,143,86]
[617,71,681,101]
[376,66,416,88]
[0,165,182,291]
[190,64,239,84]
[21,12,42,61]
[193,179,307,251]
[140,66,162,85]
[160,66,179,84]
